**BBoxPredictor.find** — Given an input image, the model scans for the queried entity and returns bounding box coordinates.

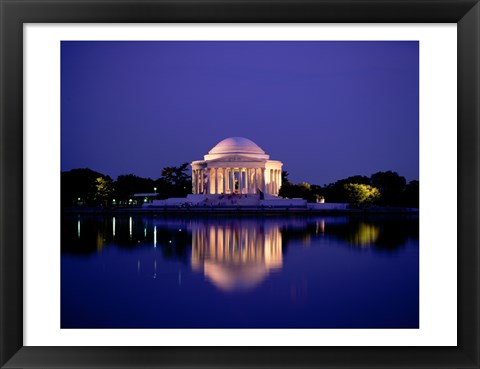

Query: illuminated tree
[298,182,311,190]
[94,176,114,206]
[343,183,380,206]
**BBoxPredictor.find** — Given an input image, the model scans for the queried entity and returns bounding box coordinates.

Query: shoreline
[63,206,419,215]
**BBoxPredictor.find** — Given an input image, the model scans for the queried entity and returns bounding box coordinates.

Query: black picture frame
[1,1,479,368]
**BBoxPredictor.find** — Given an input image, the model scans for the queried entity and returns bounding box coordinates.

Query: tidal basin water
[61,214,419,328]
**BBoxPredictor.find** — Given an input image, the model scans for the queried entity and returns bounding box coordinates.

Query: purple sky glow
[61,41,419,185]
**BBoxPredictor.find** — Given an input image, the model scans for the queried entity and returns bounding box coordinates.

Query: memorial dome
[208,137,265,155]
[192,136,282,196]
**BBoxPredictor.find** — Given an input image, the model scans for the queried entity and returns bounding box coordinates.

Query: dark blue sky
[61,41,418,185]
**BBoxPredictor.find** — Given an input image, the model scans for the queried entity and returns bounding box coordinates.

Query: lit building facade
[191,137,283,196]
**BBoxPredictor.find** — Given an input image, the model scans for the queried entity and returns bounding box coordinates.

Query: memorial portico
[191,137,283,196]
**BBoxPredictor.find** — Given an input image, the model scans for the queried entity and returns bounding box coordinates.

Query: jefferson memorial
[143,136,319,209]
[191,137,282,196]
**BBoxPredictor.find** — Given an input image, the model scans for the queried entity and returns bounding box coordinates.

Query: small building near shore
[191,137,283,196]
[132,192,158,204]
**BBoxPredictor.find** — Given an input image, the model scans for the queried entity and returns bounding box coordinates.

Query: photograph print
[61,40,419,329]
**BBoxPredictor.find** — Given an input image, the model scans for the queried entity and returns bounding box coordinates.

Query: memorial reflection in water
[62,214,418,328]
[190,219,283,291]
[65,214,406,291]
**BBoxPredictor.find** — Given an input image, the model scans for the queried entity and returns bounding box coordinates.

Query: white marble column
[197,169,203,194]
[261,168,266,193]
[246,168,251,194]
[196,170,199,194]
[245,168,248,194]
[239,168,244,194]
[275,169,278,194]
[192,170,195,194]
[224,169,227,195]
[215,168,218,194]
[275,170,278,194]
[197,170,200,194]
[210,168,214,194]
[274,170,277,194]
[273,169,277,194]
[277,170,281,193]
[254,168,258,194]
[205,168,212,195]
[272,169,275,194]
[225,168,228,194]
[274,169,277,193]
[271,170,274,194]
[222,168,226,194]
[252,168,255,194]
[274,169,277,194]
[269,169,275,195]
[230,168,234,194]
[196,169,200,194]
[198,170,202,194]
[204,169,207,194]
[275,169,280,195]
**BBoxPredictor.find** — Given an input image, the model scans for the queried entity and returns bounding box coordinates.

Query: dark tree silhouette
[402,180,419,208]
[157,162,192,199]
[371,171,407,206]
[61,168,111,207]
[115,174,154,200]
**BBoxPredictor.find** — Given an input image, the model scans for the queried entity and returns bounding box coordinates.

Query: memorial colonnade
[191,166,282,195]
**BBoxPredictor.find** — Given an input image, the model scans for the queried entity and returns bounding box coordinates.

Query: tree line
[61,163,192,207]
[62,165,418,208]
[279,170,419,208]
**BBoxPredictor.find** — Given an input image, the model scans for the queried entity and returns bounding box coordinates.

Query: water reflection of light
[154,226,157,248]
[77,219,81,239]
[348,223,380,247]
[316,220,325,235]
[191,222,282,291]
[302,234,311,247]
[96,230,105,251]
[112,217,116,237]
[129,217,132,239]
